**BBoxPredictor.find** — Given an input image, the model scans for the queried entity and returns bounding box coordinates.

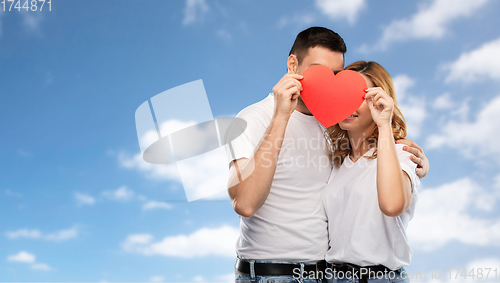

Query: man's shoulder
[236,94,274,121]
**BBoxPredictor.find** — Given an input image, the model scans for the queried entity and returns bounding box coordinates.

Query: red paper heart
[300,65,367,128]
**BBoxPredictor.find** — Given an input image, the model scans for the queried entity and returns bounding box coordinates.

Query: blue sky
[1,0,500,282]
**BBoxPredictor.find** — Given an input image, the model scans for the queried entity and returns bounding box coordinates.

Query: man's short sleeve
[224,100,272,165]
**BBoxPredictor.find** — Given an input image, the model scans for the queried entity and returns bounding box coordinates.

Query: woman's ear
[287,54,299,74]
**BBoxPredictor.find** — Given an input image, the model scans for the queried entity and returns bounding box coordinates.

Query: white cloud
[433,92,454,110]
[142,201,173,211]
[150,276,164,282]
[314,0,366,24]
[123,233,153,246]
[393,75,426,138]
[432,92,472,121]
[74,192,95,206]
[119,151,181,181]
[467,257,500,282]
[277,13,315,28]
[214,273,235,283]
[443,37,500,83]
[6,226,79,242]
[393,74,414,101]
[427,95,500,160]
[102,186,135,202]
[0,10,3,36]
[31,263,52,271]
[164,120,220,162]
[126,116,234,201]
[407,178,500,251]
[45,226,79,242]
[466,257,500,270]
[5,229,41,239]
[44,70,53,85]
[441,258,500,282]
[193,275,206,282]
[7,251,35,263]
[122,225,239,258]
[189,273,234,283]
[152,119,196,145]
[5,189,22,197]
[362,0,490,51]
[175,147,230,201]
[183,0,209,26]
[20,12,43,34]
[6,251,53,271]
[215,29,232,42]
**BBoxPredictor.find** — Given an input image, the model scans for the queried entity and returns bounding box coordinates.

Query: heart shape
[300,65,367,128]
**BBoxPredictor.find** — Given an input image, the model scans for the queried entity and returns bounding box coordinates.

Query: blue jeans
[235,260,326,283]
[325,267,410,283]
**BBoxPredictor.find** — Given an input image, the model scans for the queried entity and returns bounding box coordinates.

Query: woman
[323,61,419,283]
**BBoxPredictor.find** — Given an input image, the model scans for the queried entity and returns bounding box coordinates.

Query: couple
[225,27,429,283]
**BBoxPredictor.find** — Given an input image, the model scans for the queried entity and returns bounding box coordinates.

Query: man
[225,27,429,283]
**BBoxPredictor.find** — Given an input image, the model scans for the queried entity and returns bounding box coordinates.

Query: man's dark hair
[289,26,347,65]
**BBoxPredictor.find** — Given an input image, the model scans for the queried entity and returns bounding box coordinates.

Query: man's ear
[287,54,299,74]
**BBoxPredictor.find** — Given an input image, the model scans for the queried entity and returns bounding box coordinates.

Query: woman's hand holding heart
[365,87,394,129]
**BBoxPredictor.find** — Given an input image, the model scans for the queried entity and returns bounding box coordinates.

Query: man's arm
[227,73,303,218]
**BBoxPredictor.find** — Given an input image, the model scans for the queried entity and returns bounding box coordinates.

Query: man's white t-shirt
[323,144,420,270]
[225,94,332,264]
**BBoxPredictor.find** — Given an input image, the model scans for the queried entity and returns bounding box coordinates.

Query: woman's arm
[365,87,412,217]
[376,125,413,217]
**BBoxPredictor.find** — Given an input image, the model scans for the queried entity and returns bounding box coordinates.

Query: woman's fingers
[365,88,393,111]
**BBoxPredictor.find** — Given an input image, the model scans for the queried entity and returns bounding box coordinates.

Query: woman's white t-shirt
[323,144,420,270]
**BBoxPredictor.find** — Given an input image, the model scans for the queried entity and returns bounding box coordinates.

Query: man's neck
[295,101,312,115]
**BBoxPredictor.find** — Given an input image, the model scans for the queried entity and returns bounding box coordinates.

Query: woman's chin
[339,121,354,131]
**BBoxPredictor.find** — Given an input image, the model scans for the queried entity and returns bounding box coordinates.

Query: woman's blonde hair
[326,61,407,167]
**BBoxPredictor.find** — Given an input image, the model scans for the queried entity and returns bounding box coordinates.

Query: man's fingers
[285,78,303,91]
[397,139,424,152]
[274,74,302,93]
[283,86,300,98]
[277,80,300,97]
[294,79,303,91]
[410,155,423,167]
[397,139,429,178]
[402,145,421,158]
[287,73,303,80]
[415,167,425,178]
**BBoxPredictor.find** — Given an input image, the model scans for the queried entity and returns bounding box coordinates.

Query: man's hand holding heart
[271,73,303,121]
